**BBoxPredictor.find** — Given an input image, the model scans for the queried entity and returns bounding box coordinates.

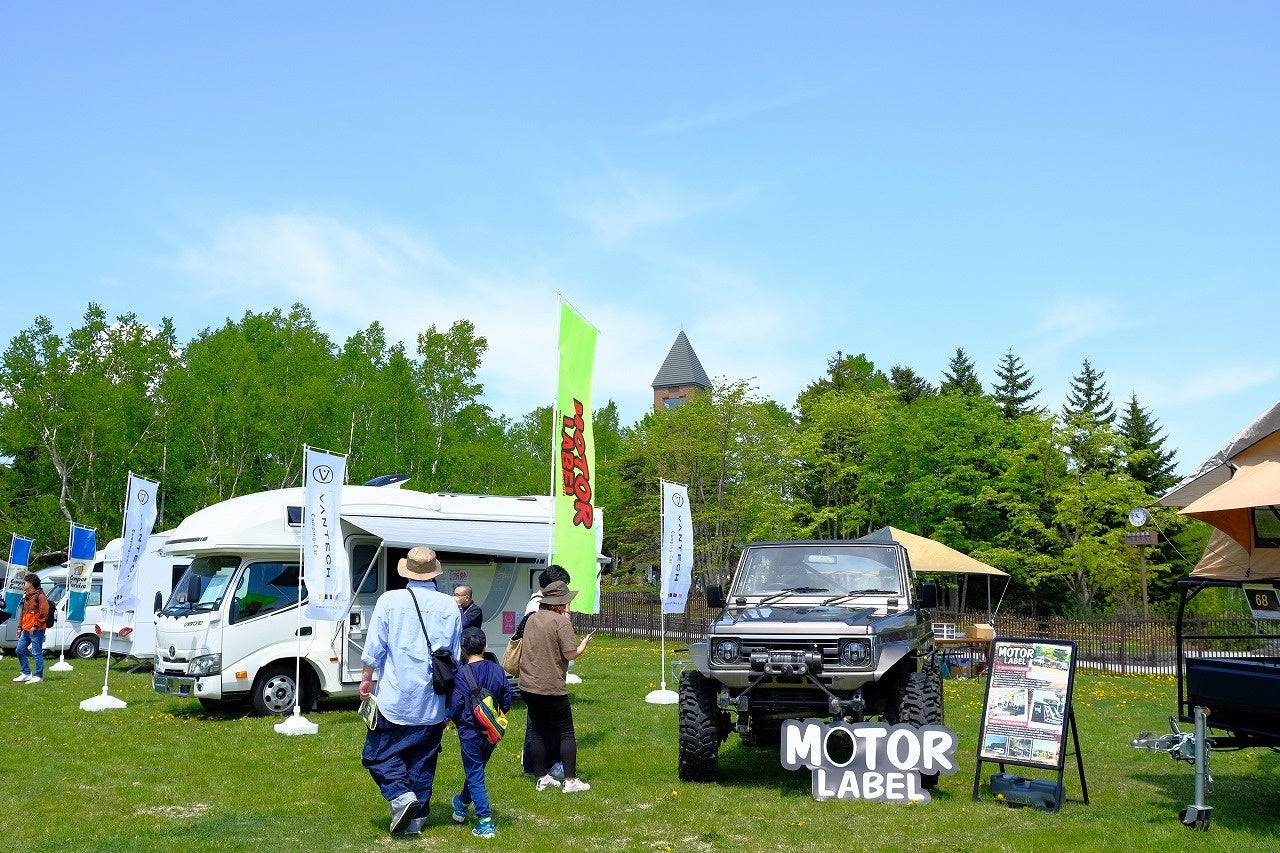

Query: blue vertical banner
[4,535,35,615]
[67,524,97,623]
[107,473,160,616]
[302,447,350,621]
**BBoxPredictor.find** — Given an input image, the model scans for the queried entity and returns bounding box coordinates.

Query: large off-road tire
[894,668,945,788]
[678,670,723,782]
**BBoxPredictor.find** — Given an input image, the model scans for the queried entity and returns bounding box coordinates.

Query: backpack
[44,595,56,628]
[459,662,507,744]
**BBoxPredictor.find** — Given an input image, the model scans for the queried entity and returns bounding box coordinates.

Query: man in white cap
[359,546,463,834]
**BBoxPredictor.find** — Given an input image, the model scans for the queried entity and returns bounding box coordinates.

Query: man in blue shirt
[359,546,463,834]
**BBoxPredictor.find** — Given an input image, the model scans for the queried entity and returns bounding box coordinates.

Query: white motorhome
[152,484,562,715]
[96,531,191,661]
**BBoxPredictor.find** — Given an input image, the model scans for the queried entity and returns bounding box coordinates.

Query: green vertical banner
[555,300,599,613]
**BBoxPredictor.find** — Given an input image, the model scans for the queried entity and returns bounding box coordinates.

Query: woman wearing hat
[517,579,593,793]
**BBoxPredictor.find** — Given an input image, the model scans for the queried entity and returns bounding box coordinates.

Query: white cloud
[564,163,751,244]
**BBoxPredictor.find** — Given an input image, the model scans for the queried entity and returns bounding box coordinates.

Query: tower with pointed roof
[652,331,711,411]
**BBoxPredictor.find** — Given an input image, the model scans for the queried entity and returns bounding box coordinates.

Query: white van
[153,484,572,714]
[0,564,105,660]
[95,531,191,661]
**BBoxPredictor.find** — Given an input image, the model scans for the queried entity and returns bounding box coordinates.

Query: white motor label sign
[781,719,959,803]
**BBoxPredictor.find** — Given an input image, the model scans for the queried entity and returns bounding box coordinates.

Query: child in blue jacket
[449,626,514,839]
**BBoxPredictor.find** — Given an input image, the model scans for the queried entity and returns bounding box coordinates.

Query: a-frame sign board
[972,637,1089,811]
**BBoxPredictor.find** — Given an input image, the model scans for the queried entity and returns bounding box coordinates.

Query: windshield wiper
[758,586,828,605]
[821,589,896,606]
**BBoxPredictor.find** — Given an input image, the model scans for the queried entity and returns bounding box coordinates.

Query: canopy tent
[857,526,1009,618]
[1159,401,1280,580]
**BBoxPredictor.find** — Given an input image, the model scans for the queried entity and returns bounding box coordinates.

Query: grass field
[1,637,1277,852]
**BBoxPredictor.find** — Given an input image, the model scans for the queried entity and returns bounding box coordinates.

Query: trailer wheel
[252,662,305,716]
[70,634,99,660]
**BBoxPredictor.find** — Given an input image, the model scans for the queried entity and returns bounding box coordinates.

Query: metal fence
[576,591,1280,677]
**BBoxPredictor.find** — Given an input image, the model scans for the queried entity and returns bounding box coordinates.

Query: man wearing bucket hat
[517,580,594,793]
[359,546,463,834]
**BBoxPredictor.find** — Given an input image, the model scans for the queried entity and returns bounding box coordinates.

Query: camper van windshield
[163,556,240,615]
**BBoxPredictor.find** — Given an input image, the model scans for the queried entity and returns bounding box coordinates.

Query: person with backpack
[13,574,52,684]
[448,627,513,839]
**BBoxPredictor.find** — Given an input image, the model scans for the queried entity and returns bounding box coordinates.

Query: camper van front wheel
[252,663,302,716]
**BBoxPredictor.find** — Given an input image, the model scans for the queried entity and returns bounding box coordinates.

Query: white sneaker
[25,676,42,684]
[12,674,30,682]
[562,778,591,793]
[535,775,561,792]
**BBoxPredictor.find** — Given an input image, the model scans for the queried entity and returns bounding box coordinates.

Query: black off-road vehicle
[678,539,944,782]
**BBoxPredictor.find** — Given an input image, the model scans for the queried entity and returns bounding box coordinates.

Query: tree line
[0,303,1204,618]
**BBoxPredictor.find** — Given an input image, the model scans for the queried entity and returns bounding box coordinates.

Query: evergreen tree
[889,365,935,404]
[1118,392,1178,493]
[796,351,889,416]
[1060,358,1120,475]
[990,347,1041,418]
[940,347,983,396]
[1061,359,1115,426]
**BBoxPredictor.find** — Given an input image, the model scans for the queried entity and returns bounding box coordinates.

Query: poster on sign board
[976,638,1076,770]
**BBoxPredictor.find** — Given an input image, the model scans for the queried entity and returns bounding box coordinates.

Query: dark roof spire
[652,331,711,390]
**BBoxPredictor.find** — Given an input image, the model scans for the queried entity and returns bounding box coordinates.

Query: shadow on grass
[1130,755,1280,835]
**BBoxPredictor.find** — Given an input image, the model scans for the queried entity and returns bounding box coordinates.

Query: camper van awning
[344,513,549,559]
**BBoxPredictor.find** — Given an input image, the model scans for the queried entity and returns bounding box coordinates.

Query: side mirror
[916,581,939,609]
[706,585,726,609]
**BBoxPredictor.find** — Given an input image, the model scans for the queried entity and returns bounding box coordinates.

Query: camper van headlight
[189,654,222,676]
[839,639,872,667]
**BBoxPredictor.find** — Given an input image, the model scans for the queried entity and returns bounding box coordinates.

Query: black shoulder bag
[408,589,458,696]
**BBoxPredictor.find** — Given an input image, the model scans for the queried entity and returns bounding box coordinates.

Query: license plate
[153,674,192,696]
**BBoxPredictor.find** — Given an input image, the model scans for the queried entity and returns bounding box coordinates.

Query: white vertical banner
[302,447,350,621]
[108,473,159,616]
[660,480,693,615]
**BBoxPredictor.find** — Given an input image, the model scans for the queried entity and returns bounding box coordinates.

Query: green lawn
[2,637,1277,852]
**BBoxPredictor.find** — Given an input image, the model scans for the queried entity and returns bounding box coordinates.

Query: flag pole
[277,445,319,735]
[83,475,138,710]
[50,522,78,672]
[646,480,678,704]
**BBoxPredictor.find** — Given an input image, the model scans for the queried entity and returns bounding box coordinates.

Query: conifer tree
[1118,392,1178,493]
[990,347,1041,418]
[1061,359,1118,474]
[1061,359,1115,426]
[940,347,983,396]
[889,365,935,404]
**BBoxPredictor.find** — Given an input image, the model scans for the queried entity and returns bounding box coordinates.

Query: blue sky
[4,3,1279,476]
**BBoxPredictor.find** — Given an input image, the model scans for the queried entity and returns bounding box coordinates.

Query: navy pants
[362,717,446,808]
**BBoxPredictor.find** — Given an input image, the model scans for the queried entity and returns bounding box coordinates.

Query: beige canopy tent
[1159,400,1280,580]
[858,525,1009,617]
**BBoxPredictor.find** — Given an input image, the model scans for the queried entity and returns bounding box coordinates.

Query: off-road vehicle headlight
[839,639,872,667]
[712,639,741,664]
